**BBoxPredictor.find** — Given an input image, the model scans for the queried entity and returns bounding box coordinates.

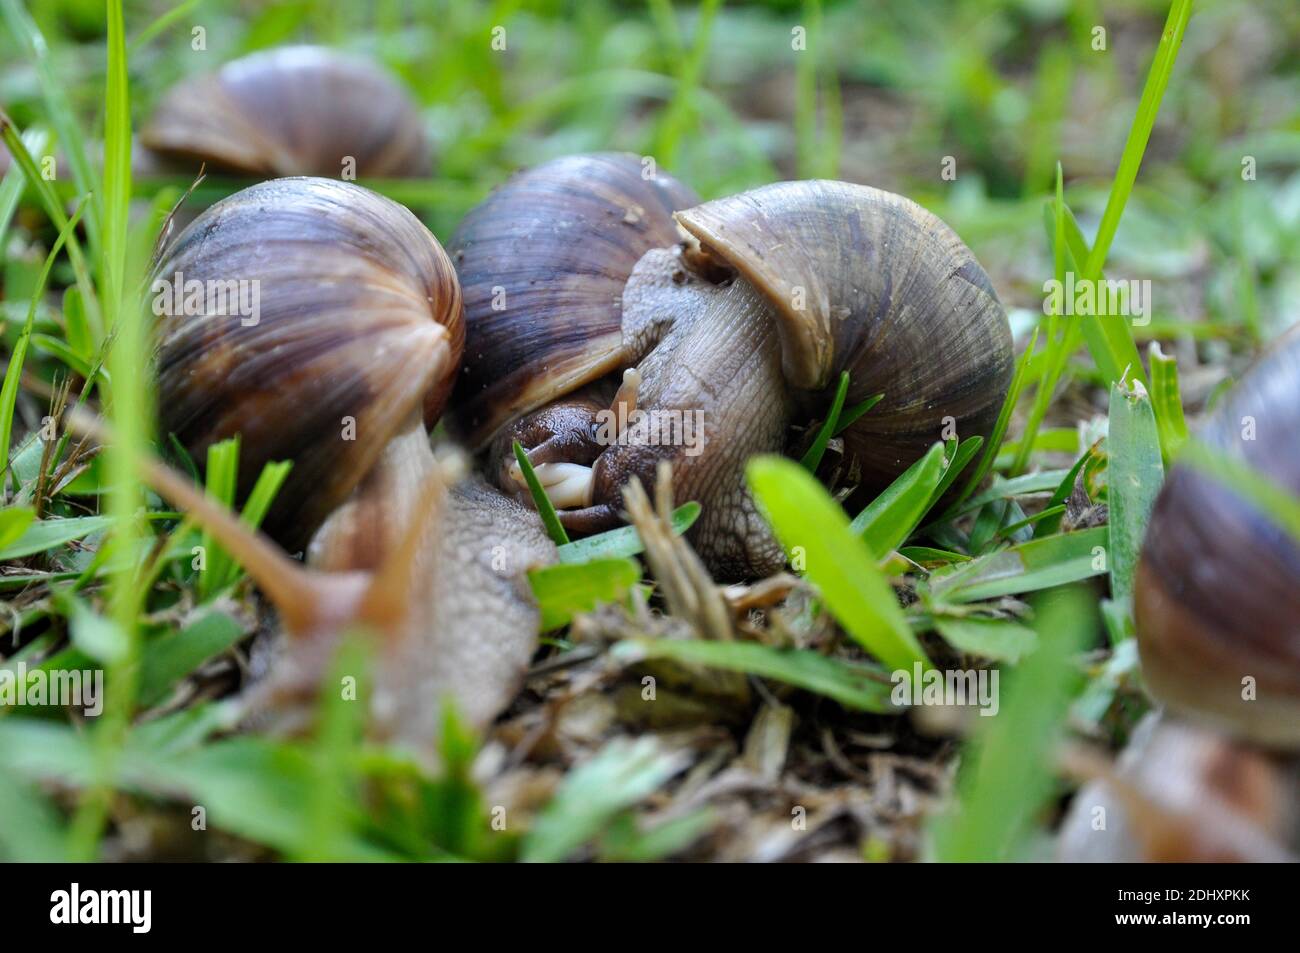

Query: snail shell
[152,176,463,549]
[448,154,1012,577]
[141,45,431,178]
[674,180,1013,494]
[448,152,700,446]
[1135,325,1300,748]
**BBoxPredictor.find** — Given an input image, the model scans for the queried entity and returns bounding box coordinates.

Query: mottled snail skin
[449,153,1013,578]
[1058,713,1299,862]
[152,176,464,550]
[286,427,557,748]
[1134,326,1300,748]
[141,45,431,178]
[132,424,556,761]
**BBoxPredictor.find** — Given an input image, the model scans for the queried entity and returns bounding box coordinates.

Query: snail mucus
[447,153,1015,579]
[146,176,556,757]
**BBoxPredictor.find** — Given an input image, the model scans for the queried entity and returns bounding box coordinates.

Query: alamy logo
[890,664,1000,717]
[50,883,151,933]
[0,663,102,716]
[151,270,261,326]
[1042,272,1150,326]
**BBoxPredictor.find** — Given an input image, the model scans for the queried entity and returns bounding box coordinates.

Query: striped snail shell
[151,176,463,549]
[141,45,431,178]
[1135,325,1300,748]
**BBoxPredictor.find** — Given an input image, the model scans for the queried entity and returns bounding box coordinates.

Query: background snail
[141,45,431,178]
[448,152,1014,578]
[1060,326,1300,860]
[145,175,555,754]
[1134,324,1300,748]
[153,175,463,550]
[1057,713,1299,862]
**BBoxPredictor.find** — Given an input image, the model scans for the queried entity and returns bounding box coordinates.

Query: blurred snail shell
[1057,713,1299,862]
[448,153,1013,578]
[152,176,464,550]
[1135,325,1300,748]
[141,45,431,178]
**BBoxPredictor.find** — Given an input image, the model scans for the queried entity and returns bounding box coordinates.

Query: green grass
[68,0,141,861]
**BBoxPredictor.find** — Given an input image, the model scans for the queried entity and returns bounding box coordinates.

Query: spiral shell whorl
[675,180,1014,492]
[153,177,463,548]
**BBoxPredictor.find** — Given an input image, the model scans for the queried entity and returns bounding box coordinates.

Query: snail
[152,176,464,550]
[109,418,556,756]
[1059,326,1300,861]
[1134,324,1300,748]
[146,176,556,753]
[447,153,1014,579]
[141,45,431,178]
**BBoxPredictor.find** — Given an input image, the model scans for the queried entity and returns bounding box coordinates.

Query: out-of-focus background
[4,0,1297,348]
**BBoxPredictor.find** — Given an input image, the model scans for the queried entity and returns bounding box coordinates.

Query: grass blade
[70,0,143,861]
[0,115,101,341]
[799,370,849,472]
[0,198,88,494]
[1082,0,1194,281]
[930,586,1093,861]
[928,525,1108,604]
[849,442,946,558]
[747,455,929,673]
[1148,341,1188,463]
[513,440,570,546]
[557,501,699,564]
[0,0,103,256]
[613,638,897,713]
[949,328,1039,513]
[1178,440,1300,546]
[1106,378,1164,613]
[527,558,640,630]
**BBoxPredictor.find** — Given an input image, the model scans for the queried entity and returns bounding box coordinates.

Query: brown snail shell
[141,46,431,178]
[447,152,700,447]
[674,181,1013,495]
[448,154,1012,578]
[1134,325,1300,748]
[152,176,464,550]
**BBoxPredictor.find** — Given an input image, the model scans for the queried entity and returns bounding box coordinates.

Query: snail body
[1057,713,1299,862]
[146,177,554,755]
[142,45,431,178]
[449,153,1014,578]
[1134,325,1300,747]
